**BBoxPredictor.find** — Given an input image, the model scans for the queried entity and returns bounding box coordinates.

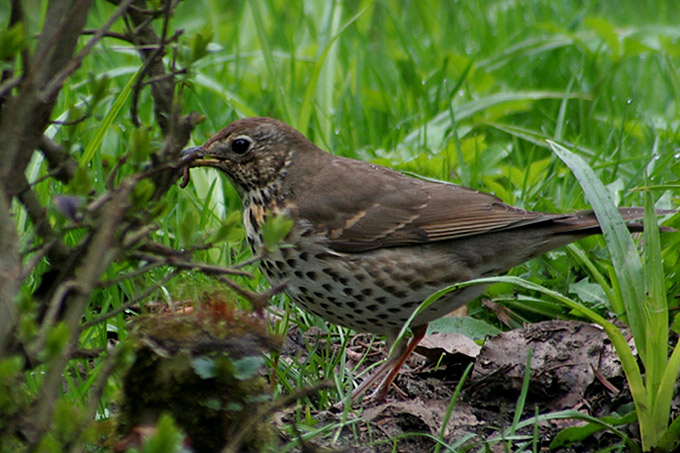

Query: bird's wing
[293,156,564,253]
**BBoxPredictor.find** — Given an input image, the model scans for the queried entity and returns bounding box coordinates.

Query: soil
[276,319,672,452]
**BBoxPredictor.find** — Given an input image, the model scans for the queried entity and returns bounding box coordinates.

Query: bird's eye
[231,137,252,154]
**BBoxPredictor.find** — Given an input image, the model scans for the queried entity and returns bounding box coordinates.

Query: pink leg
[350,324,428,403]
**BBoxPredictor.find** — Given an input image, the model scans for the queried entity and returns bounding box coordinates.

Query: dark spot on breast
[387,307,402,313]
[409,280,424,291]
[361,288,373,296]
[366,317,379,324]
[384,285,408,298]
[322,283,332,292]
[402,301,419,308]
[366,304,379,311]
[320,302,330,310]
[375,296,388,305]
[355,294,365,302]
[355,319,366,325]
[338,277,349,285]
[306,271,318,281]
[286,259,297,267]
[347,301,357,309]
[322,268,342,282]
[356,274,366,282]
[294,271,304,279]
[299,286,309,294]
[345,313,355,319]
[365,268,379,278]
[327,296,337,303]
[274,260,286,270]
[342,287,353,296]
[299,251,309,261]
[313,291,324,298]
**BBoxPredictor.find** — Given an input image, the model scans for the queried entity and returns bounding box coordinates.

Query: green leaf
[568,278,607,306]
[129,127,155,165]
[142,413,185,453]
[188,26,214,63]
[68,165,93,196]
[43,323,70,361]
[190,356,216,379]
[584,16,620,59]
[179,205,199,246]
[550,410,637,448]
[211,211,243,243]
[0,23,27,60]
[260,214,293,251]
[87,73,110,105]
[0,355,24,383]
[232,356,264,381]
[130,179,156,209]
[427,316,501,340]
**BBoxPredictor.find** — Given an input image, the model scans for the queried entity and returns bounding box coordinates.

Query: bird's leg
[350,324,428,403]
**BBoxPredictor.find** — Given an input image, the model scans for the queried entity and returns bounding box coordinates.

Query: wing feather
[289,153,566,253]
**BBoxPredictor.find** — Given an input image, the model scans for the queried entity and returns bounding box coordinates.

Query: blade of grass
[507,347,533,450]
[643,188,668,432]
[80,68,139,167]
[434,362,473,453]
[297,2,373,136]
[249,0,291,123]
[548,140,647,361]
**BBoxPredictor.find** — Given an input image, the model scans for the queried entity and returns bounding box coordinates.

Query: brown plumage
[181,116,658,403]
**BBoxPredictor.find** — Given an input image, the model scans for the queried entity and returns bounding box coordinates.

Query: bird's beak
[181,145,203,160]
[179,146,203,188]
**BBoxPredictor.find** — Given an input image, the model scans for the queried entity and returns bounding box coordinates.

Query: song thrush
[181,117,655,402]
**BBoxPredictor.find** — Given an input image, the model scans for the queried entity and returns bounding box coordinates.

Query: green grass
[7,0,680,450]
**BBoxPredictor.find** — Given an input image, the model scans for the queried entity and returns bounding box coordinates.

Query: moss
[117,292,282,452]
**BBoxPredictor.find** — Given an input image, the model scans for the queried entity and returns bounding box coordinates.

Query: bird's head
[181,117,310,194]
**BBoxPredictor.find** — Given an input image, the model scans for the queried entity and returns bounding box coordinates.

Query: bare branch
[0,186,21,355]
[15,174,72,263]
[0,0,92,200]
[38,134,77,183]
[40,0,138,101]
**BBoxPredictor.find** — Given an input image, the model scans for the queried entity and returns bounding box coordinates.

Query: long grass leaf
[548,140,647,360]
[297,2,373,136]
[80,69,139,167]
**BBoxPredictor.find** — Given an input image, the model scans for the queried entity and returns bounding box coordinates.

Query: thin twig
[81,269,179,329]
[97,261,165,288]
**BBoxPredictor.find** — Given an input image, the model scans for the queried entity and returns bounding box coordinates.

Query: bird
[180,116,661,403]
